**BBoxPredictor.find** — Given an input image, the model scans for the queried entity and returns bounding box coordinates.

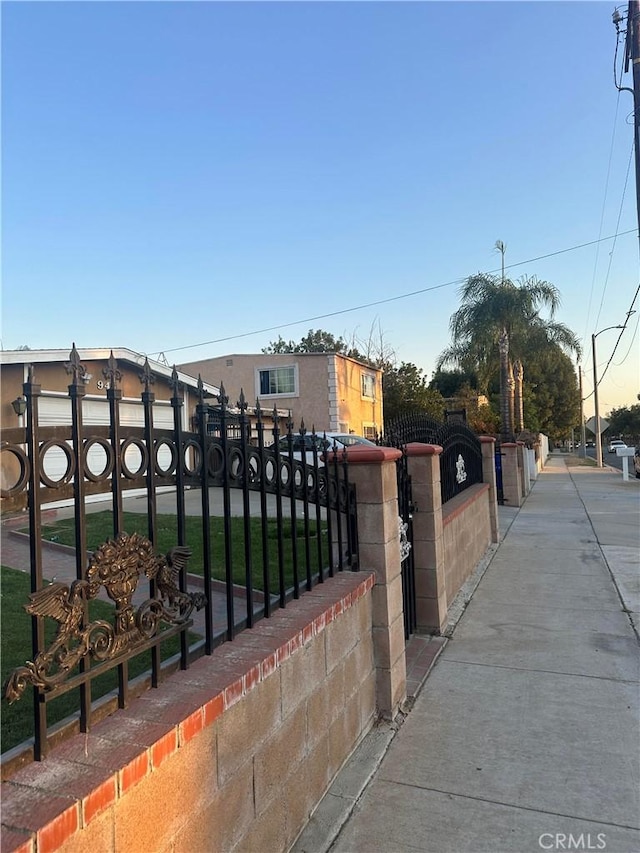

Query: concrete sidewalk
[295,455,640,853]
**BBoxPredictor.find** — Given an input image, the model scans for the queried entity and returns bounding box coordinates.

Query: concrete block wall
[405,444,447,636]
[407,443,497,634]
[500,443,522,507]
[442,484,491,605]
[341,445,407,720]
[480,436,499,543]
[1,573,375,853]
[1,437,500,851]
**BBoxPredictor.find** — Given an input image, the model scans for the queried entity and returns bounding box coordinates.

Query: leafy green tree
[263,327,378,363]
[523,345,580,442]
[262,329,351,355]
[438,271,580,438]
[607,404,640,441]
[442,383,500,434]
[469,404,501,435]
[429,368,478,398]
[383,362,445,422]
[262,335,298,354]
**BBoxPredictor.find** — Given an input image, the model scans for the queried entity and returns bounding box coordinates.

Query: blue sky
[2,1,638,420]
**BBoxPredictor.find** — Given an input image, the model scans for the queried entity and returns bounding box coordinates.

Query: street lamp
[592,326,623,467]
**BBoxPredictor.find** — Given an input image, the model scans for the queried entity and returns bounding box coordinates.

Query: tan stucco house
[177,352,384,439]
[1,347,219,432]
[1,347,222,498]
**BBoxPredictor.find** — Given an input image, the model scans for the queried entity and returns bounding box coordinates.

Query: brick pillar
[343,445,407,720]
[405,443,447,635]
[501,442,522,507]
[479,436,499,543]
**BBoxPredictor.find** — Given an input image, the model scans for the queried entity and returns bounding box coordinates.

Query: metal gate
[495,441,505,505]
[380,410,485,637]
[396,449,416,639]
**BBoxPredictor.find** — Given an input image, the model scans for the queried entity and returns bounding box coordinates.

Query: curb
[290,637,447,853]
[290,724,397,853]
[7,528,79,557]
[290,497,523,853]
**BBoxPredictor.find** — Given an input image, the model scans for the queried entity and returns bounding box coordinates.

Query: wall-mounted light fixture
[11,396,27,416]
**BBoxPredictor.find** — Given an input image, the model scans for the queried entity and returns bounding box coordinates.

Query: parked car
[607,439,628,454]
[634,446,640,479]
[276,431,376,464]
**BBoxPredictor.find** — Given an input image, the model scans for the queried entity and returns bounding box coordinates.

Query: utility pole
[616,1,640,251]
[631,1,640,250]
[592,334,604,467]
[578,365,586,458]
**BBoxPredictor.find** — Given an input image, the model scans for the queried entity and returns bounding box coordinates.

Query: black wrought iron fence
[395,449,416,638]
[381,412,442,447]
[494,440,505,505]
[433,421,483,504]
[380,412,483,505]
[1,346,358,760]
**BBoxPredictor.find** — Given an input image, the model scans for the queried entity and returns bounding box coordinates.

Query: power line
[596,283,640,386]
[151,228,638,359]
[593,139,635,329]
[582,281,640,402]
[583,91,622,345]
[613,310,640,365]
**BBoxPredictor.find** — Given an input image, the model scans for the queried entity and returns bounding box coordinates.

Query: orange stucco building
[177,352,384,439]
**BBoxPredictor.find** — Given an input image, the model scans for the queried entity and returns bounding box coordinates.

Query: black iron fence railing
[380,411,484,505]
[1,346,358,760]
[381,412,442,448]
[494,440,505,505]
[395,449,416,639]
[434,421,483,504]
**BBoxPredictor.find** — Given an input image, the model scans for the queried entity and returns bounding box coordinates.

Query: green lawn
[36,510,327,593]
[0,565,196,754]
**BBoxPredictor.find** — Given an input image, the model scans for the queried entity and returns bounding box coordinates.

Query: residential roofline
[0,347,220,395]
[178,351,383,372]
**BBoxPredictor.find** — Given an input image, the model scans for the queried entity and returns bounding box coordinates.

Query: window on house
[258,366,296,396]
[361,373,376,399]
[362,424,377,441]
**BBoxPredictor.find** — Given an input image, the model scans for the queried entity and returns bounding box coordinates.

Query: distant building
[178,352,383,439]
[443,393,489,410]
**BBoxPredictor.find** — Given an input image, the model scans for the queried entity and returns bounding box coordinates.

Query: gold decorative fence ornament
[4,533,206,704]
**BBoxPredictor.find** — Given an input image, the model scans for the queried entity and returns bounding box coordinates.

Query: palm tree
[439,271,581,439]
[513,360,524,433]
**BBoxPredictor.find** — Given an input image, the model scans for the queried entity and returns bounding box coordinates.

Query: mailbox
[615,446,635,482]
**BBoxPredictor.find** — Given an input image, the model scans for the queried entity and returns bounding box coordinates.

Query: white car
[607,439,627,454]
[275,432,376,464]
